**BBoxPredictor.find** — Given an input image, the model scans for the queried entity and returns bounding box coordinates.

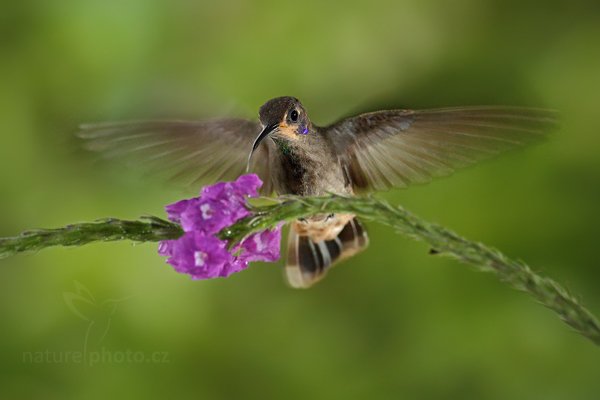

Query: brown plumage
[79,96,557,288]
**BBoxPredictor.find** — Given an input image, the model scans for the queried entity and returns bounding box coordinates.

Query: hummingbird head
[247,97,311,170]
[258,96,310,136]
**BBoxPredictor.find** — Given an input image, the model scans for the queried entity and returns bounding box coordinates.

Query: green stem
[0,195,598,346]
[227,195,600,346]
[0,216,183,259]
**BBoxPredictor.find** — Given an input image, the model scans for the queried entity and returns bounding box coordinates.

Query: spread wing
[78,118,273,194]
[324,106,557,192]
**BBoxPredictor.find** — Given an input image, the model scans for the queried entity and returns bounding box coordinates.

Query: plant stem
[224,195,600,346]
[0,216,183,259]
[0,194,598,346]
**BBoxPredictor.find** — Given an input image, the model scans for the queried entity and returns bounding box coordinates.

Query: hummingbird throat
[272,137,293,156]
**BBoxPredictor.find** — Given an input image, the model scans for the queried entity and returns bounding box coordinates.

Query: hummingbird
[79,96,556,288]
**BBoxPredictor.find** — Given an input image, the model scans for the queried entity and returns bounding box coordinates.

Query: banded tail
[285,217,369,288]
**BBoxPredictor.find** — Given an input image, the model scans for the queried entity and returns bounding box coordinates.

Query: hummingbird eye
[289,109,299,123]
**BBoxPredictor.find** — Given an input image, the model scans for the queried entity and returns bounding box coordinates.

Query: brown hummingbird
[79,96,556,288]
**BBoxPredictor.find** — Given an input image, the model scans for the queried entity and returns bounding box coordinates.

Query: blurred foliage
[1,0,599,399]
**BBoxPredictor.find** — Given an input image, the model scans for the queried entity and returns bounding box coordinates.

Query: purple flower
[160,232,233,279]
[239,224,283,263]
[165,174,262,234]
[158,174,281,280]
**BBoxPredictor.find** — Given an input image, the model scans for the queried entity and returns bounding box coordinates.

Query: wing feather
[324,106,557,192]
[78,118,273,194]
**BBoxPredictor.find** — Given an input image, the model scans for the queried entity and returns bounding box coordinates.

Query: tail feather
[285,217,369,288]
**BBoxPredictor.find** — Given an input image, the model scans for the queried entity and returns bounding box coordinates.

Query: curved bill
[246,123,277,172]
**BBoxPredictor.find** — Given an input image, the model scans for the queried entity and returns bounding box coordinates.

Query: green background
[1,0,599,398]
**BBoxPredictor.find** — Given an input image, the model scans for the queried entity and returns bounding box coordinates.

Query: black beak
[246,123,277,172]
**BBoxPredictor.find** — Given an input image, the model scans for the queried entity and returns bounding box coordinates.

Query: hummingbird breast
[268,133,351,197]
[268,131,355,243]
